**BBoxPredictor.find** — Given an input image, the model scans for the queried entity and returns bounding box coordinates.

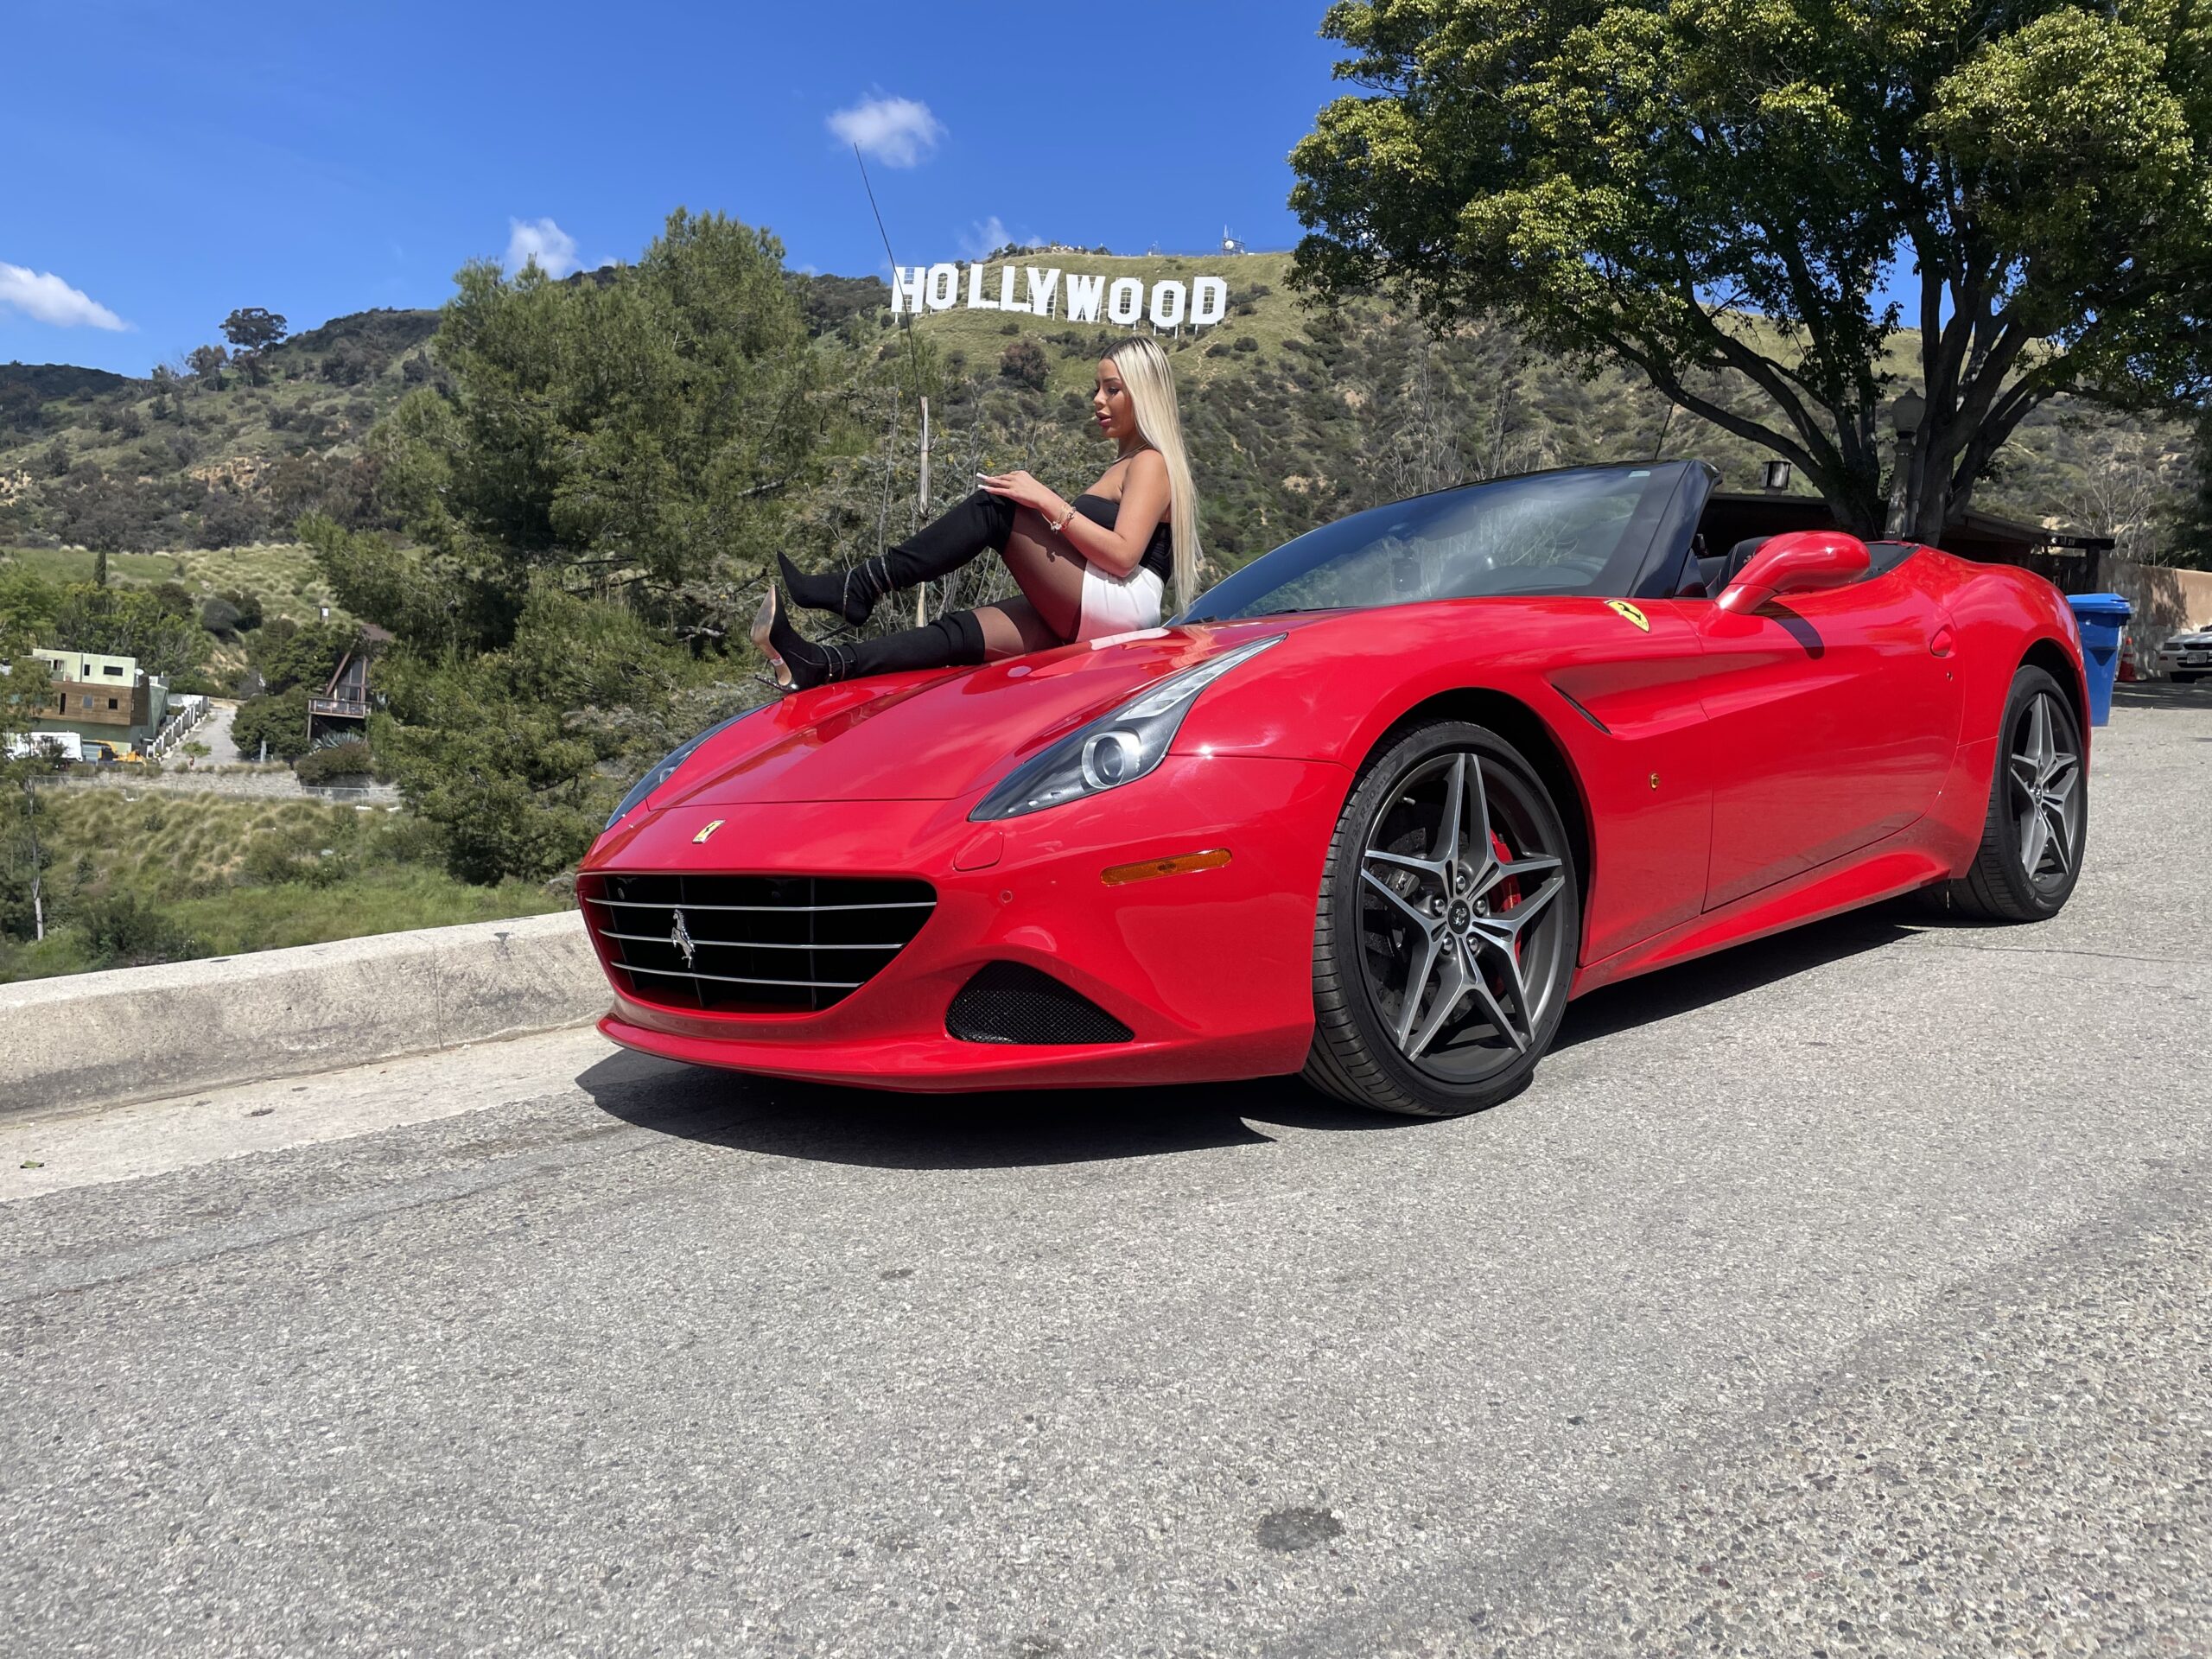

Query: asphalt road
[5,685,2209,1657]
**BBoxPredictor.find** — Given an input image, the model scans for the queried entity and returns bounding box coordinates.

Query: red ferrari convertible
[581,460,2087,1116]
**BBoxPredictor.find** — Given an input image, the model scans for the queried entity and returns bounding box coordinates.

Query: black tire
[1934,664,2086,922]
[1304,720,1581,1117]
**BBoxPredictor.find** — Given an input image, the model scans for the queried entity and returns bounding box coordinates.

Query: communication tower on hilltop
[1221,226,1248,255]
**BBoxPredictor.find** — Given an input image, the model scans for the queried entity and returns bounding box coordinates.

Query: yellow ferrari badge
[1605,601,1650,632]
[692,818,726,845]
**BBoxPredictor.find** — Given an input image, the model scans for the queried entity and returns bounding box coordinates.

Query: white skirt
[1077,563,1166,640]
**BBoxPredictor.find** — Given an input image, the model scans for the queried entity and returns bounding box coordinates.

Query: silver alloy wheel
[1356,750,1568,1075]
[2008,690,2082,885]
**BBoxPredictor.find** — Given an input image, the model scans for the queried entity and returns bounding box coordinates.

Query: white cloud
[0,264,129,330]
[960,216,1036,260]
[827,93,945,168]
[504,217,581,279]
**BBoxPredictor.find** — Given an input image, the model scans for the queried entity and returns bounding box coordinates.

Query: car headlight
[603,712,751,832]
[970,634,1285,821]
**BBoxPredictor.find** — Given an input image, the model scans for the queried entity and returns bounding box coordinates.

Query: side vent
[946,963,1135,1046]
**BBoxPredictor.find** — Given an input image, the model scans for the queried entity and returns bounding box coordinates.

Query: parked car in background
[2157,623,2212,683]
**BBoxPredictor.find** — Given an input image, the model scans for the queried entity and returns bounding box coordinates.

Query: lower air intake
[946,963,1135,1046]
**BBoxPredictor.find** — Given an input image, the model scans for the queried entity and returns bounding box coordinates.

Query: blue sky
[3,0,1351,377]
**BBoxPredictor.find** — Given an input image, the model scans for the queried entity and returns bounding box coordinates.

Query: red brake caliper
[1487,830,1522,991]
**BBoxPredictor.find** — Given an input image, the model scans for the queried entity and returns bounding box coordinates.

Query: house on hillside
[25,646,169,754]
[305,632,384,747]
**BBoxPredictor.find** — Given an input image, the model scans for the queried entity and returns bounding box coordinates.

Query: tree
[2171,413,2212,569]
[187,344,227,391]
[999,335,1051,392]
[349,207,824,658]
[220,307,287,353]
[222,308,287,388]
[250,617,355,694]
[1289,0,2212,538]
[230,685,314,762]
[48,585,209,680]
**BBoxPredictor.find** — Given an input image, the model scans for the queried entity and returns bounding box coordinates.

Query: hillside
[0,253,2193,580]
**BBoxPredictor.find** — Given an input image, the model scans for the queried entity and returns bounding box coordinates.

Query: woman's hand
[977,470,1065,520]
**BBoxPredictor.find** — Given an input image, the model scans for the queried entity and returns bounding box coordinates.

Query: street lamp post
[1886,388,1926,538]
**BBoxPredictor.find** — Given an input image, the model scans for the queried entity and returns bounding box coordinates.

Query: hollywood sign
[889,264,1230,330]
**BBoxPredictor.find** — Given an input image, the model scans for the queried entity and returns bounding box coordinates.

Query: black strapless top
[1071,494,1173,583]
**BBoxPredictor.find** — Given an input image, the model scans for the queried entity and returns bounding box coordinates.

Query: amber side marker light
[1101,848,1233,887]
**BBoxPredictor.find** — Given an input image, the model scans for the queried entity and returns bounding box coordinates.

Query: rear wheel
[1936,665,2085,922]
[1304,721,1580,1117]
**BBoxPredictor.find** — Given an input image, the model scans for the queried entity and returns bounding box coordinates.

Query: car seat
[1696,537,1770,596]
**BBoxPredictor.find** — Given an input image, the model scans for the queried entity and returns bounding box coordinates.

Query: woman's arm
[980,452,1171,579]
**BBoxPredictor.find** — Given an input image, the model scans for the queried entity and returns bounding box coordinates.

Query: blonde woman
[754,334,1200,690]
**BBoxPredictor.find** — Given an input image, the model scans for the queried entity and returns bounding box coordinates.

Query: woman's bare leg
[997,506,1088,639]
[974,596,1066,661]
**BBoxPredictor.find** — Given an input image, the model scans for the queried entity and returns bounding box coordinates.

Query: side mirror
[1718,530,1871,614]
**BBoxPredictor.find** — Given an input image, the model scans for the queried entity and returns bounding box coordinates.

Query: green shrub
[294,740,372,785]
[66,893,207,969]
[231,686,313,761]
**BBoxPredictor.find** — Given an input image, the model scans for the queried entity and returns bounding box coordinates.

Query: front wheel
[1936,664,2086,922]
[1304,721,1581,1117]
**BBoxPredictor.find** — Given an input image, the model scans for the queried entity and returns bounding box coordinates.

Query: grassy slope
[0,543,334,620]
[0,789,565,984]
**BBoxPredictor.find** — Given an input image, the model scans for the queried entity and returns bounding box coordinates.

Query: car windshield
[1184,466,1677,621]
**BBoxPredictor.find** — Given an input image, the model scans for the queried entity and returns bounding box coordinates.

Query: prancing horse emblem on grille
[670,909,697,969]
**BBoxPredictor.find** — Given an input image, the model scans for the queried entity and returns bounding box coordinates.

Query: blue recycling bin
[2067,592,2133,727]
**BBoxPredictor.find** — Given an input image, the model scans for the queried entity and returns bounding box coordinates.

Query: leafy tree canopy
[1,653,54,740]
[250,617,359,695]
[1289,0,2212,537]
[359,207,823,657]
[47,584,209,680]
[220,308,289,353]
[230,685,315,764]
[366,588,737,885]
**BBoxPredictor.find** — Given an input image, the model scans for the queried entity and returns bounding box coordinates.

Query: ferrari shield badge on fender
[1605,601,1650,632]
[692,818,726,844]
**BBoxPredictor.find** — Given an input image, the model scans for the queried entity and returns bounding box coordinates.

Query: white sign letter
[1065,271,1105,323]
[1148,281,1187,329]
[925,263,960,311]
[1107,277,1145,326]
[1191,276,1228,327]
[1025,266,1061,317]
[890,265,927,315]
[996,265,1020,309]
[964,263,997,310]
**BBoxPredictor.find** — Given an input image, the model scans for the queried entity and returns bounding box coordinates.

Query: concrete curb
[1,912,608,1120]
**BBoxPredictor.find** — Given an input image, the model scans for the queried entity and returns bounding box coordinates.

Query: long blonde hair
[1105,335,1201,612]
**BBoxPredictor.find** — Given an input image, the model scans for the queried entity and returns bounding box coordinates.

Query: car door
[1689,559,1963,911]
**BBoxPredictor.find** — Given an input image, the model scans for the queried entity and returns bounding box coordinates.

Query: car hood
[654,620,1304,808]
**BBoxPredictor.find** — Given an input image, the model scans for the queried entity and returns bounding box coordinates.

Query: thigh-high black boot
[778,490,1019,629]
[753,590,988,692]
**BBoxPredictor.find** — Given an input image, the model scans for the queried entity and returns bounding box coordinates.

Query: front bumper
[581,754,1348,1090]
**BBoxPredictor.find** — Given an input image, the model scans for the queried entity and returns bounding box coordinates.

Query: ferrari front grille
[579,872,936,1014]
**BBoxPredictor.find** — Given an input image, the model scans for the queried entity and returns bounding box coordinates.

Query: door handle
[1929,624,1956,658]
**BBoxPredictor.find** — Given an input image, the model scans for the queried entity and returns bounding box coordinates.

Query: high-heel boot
[778,490,1020,628]
[753,590,987,693]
